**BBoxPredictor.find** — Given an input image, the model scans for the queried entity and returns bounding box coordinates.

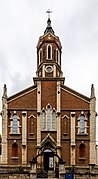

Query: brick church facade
[1,16,97,171]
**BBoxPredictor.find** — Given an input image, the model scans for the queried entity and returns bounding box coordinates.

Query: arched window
[42,110,45,130]
[12,143,18,157]
[79,144,85,158]
[56,49,58,63]
[12,113,19,133]
[39,49,43,64]
[55,49,60,65]
[30,116,34,133]
[41,104,57,131]
[47,105,51,130]
[47,45,52,60]
[80,114,85,133]
[52,110,56,129]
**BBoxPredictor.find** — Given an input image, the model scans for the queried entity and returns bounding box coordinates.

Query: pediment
[41,133,57,150]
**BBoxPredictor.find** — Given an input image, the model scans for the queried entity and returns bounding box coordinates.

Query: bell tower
[34,12,65,163]
[36,11,63,79]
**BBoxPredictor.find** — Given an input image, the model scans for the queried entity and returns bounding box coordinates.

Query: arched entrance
[44,149,54,171]
[30,148,63,178]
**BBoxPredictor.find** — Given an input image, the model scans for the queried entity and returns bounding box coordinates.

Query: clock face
[45,66,53,73]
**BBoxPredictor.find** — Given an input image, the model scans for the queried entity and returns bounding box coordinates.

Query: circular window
[45,66,53,73]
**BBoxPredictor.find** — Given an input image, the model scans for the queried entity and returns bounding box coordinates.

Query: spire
[3,84,7,98]
[44,9,54,35]
[90,84,95,98]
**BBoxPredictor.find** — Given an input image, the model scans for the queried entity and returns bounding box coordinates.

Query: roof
[61,84,90,103]
[44,17,54,35]
[8,85,37,102]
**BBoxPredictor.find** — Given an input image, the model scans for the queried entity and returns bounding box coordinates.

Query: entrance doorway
[44,149,54,171]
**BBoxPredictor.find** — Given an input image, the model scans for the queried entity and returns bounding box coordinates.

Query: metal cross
[46,9,52,19]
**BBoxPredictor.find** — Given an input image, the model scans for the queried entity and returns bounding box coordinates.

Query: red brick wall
[27,141,37,163]
[41,81,57,108]
[8,140,22,165]
[8,89,37,109]
[61,89,89,110]
[61,141,70,165]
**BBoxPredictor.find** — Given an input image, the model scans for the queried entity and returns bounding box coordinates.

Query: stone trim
[70,112,76,165]
[37,81,41,146]
[22,111,27,164]
[57,81,61,147]
[90,97,96,164]
[1,96,8,164]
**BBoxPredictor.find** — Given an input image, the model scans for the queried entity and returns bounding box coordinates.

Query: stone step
[48,170,55,178]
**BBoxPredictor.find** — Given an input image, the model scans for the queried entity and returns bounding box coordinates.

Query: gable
[61,85,90,110]
[8,85,37,109]
[41,134,57,150]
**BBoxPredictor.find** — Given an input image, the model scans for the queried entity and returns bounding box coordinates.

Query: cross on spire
[46,9,52,19]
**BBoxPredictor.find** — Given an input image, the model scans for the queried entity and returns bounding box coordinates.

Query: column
[53,65,56,77]
[90,96,96,164]
[22,111,27,164]
[70,112,76,165]
[42,65,45,77]
[57,81,61,154]
[37,81,41,147]
[1,84,8,164]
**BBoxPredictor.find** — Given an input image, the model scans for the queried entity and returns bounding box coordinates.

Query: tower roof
[44,18,54,35]
[44,10,54,35]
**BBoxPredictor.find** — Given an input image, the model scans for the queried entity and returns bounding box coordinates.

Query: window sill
[77,133,88,136]
[79,157,86,160]
[9,133,21,135]
[29,133,34,135]
[11,157,19,160]
[41,129,57,132]
[63,133,68,136]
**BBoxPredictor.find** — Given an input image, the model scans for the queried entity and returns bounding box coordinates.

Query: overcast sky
[0,0,98,141]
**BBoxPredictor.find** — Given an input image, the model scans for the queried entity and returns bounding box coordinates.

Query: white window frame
[10,111,20,134]
[47,105,51,130]
[47,44,52,60]
[39,48,43,65]
[41,104,56,131]
[77,112,88,134]
[52,109,56,130]
[56,49,60,65]
[80,114,85,133]
[42,109,46,130]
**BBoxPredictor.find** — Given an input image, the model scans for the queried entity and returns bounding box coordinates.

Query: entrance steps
[48,170,55,178]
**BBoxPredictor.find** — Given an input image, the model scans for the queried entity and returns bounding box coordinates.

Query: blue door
[65,173,73,179]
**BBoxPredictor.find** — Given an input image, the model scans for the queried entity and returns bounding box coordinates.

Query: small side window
[80,114,85,133]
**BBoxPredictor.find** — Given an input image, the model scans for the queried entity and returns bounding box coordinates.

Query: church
[1,13,97,173]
